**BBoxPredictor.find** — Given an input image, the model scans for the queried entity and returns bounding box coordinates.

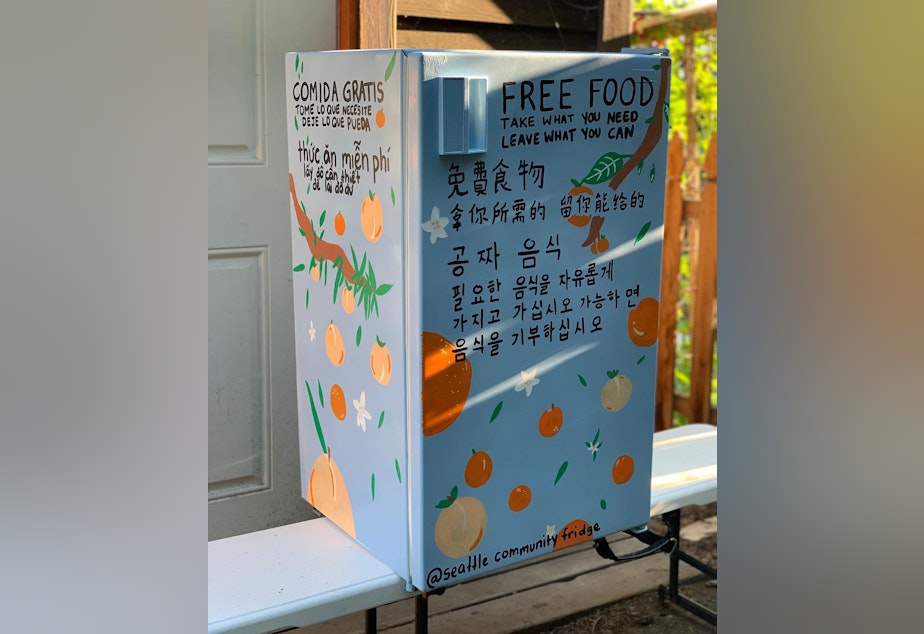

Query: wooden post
[655,134,683,431]
[597,0,633,52]
[338,0,396,50]
[687,133,716,424]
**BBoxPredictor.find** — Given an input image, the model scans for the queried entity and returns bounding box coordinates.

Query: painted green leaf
[637,158,644,175]
[600,499,607,510]
[384,50,397,82]
[378,411,385,429]
[318,379,324,407]
[581,152,630,185]
[645,116,653,124]
[293,263,305,272]
[635,221,651,245]
[356,325,362,347]
[306,183,311,195]
[390,186,395,206]
[305,287,310,309]
[436,498,453,509]
[637,355,646,365]
[554,461,568,486]
[298,227,305,237]
[489,401,503,423]
[299,59,304,74]
[395,459,402,483]
[577,374,587,387]
[371,473,376,501]
[319,209,327,226]
[652,63,660,70]
[650,165,656,183]
[593,428,600,443]
[450,485,458,499]
[295,54,300,72]
[294,115,299,130]
[570,178,581,187]
[305,381,326,454]
[375,283,393,296]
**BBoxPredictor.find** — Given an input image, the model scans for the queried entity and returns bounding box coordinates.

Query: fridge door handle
[438,77,487,155]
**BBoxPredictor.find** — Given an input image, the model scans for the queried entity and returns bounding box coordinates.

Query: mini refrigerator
[284,48,671,591]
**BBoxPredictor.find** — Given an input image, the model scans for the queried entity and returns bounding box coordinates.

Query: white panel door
[209,0,337,540]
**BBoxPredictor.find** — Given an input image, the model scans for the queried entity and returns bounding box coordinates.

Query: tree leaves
[384,51,397,82]
[554,461,568,486]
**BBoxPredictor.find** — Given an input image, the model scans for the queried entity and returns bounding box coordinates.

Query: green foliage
[634,0,718,424]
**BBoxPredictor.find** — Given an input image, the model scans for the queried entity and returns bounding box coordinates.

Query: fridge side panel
[414,51,670,589]
[285,50,410,581]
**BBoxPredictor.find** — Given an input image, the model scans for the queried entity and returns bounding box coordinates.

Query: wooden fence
[655,132,717,430]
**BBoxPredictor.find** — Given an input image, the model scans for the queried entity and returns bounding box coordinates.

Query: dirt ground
[523,503,717,634]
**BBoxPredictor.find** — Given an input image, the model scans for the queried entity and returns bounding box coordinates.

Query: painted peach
[310,263,321,281]
[538,403,563,438]
[361,191,383,243]
[325,321,345,366]
[370,337,392,385]
[341,286,355,314]
[307,449,355,538]
[434,488,487,558]
[600,373,632,412]
[628,297,659,347]
[375,109,385,128]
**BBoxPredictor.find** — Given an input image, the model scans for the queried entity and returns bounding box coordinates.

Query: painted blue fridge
[284,49,671,591]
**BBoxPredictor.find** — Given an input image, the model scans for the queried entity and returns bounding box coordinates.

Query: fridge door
[411,50,671,590]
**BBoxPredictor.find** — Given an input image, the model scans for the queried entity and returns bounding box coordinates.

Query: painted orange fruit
[375,109,385,128]
[596,236,610,251]
[628,297,659,347]
[464,450,493,488]
[612,454,635,485]
[329,383,347,421]
[307,449,356,538]
[325,321,345,366]
[553,519,595,552]
[567,215,591,227]
[310,263,321,281]
[538,403,563,437]
[508,485,532,512]
[370,337,392,385]
[361,191,383,243]
[434,488,487,558]
[422,331,472,436]
[341,287,355,314]
[568,184,593,197]
[334,211,346,235]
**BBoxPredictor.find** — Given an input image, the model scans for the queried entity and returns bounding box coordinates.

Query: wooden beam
[398,0,598,32]
[358,0,396,49]
[338,0,359,49]
[397,20,597,52]
[597,0,632,52]
[654,133,684,431]
[687,133,717,424]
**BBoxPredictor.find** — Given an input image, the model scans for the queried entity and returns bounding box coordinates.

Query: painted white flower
[545,525,557,538]
[308,320,316,342]
[514,368,540,397]
[586,441,601,457]
[353,391,372,432]
[422,206,449,244]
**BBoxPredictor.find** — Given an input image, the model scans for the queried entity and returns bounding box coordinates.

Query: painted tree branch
[608,59,671,192]
[289,173,357,280]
